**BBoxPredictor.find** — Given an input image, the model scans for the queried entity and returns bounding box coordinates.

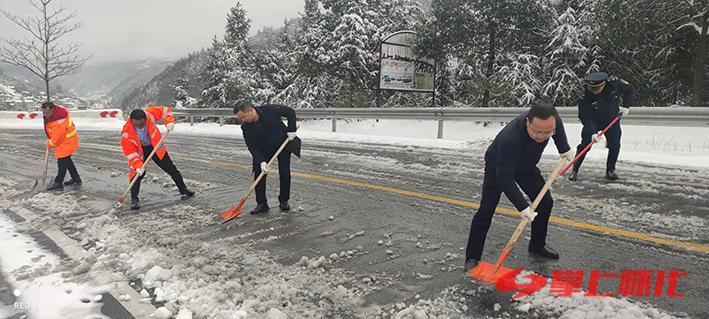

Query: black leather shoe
[568,170,578,181]
[279,201,290,212]
[63,179,82,186]
[46,181,64,191]
[528,245,560,259]
[250,204,270,215]
[605,169,619,180]
[464,259,479,272]
[130,198,140,210]
[180,188,195,198]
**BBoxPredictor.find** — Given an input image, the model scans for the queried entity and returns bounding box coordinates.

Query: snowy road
[0,128,707,318]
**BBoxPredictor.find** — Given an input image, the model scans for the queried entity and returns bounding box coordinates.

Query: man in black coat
[569,72,636,181]
[234,100,298,214]
[464,103,574,272]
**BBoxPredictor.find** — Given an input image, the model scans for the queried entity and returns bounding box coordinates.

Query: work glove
[166,122,175,132]
[520,207,538,222]
[46,140,52,148]
[619,107,630,116]
[287,131,297,141]
[592,131,604,143]
[136,167,145,176]
[260,162,269,175]
[560,150,574,162]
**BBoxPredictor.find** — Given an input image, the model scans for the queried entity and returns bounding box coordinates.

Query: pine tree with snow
[252,49,285,104]
[201,2,256,108]
[434,59,456,107]
[496,53,542,106]
[331,2,375,107]
[555,0,602,75]
[542,7,587,105]
[381,0,423,33]
[173,77,189,107]
[321,0,395,107]
[225,2,251,48]
[173,77,198,108]
[200,37,230,108]
[294,0,332,77]
[449,60,481,106]
[274,0,339,108]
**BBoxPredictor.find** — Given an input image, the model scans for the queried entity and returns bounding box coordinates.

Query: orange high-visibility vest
[120,106,174,180]
[45,106,79,159]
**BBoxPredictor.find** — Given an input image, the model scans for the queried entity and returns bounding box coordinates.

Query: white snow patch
[144,265,172,288]
[154,306,173,319]
[175,308,193,319]
[0,201,104,319]
[516,283,679,319]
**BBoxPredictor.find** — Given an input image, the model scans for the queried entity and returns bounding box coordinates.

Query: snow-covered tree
[173,76,198,108]
[201,37,231,108]
[332,11,374,107]
[201,2,255,108]
[496,53,542,106]
[542,7,586,105]
[225,2,251,48]
[382,0,423,32]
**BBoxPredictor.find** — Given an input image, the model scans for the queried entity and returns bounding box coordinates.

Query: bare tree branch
[0,0,89,100]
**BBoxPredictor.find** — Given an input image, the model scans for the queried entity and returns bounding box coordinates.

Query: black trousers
[465,165,554,261]
[54,155,80,184]
[253,151,291,205]
[130,146,187,200]
[573,121,622,171]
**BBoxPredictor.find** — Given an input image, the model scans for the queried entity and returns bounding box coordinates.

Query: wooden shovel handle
[492,158,568,271]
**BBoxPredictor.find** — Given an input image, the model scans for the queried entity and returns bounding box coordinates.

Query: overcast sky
[0,0,304,64]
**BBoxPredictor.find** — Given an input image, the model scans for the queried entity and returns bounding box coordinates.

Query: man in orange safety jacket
[42,102,81,191]
[120,106,194,210]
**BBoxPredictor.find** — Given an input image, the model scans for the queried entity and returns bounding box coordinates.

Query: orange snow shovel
[220,138,291,223]
[468,158,568,283]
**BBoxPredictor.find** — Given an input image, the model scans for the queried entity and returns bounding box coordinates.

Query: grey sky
[0,0,304,64]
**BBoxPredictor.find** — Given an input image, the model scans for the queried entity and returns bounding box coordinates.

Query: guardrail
[0,109,123,120]
[172,107,709,139]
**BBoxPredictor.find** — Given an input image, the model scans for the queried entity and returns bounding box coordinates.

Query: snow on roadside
[0,117,123,131]
[0,190,106,317]
[3,117,708,169]
[173,119,709,169]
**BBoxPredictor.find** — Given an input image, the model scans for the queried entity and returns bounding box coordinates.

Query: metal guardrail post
[332,117,337,132]
[189,115,193,126]
[435,109,445,139]
[219,116,224,126]
[437,119,444,139]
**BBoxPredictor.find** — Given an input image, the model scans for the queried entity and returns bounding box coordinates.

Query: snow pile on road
[515,283,680,319]
[7,181,377,318]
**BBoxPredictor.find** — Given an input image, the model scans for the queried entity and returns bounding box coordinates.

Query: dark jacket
[578,77,636,132]
[242,104,297,166]
[484,111,571,211]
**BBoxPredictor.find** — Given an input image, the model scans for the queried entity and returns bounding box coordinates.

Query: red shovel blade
[220,198,246,223]
[220,207,243,223]
[467,261,516,284]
